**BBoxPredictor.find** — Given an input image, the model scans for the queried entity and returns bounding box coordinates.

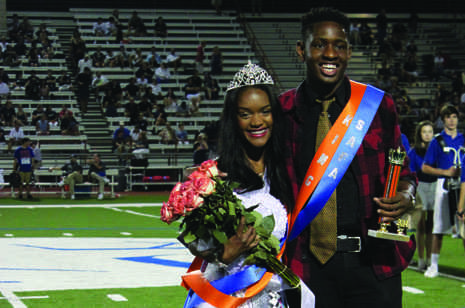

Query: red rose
[198,160,219,177]
[160,202,177,223]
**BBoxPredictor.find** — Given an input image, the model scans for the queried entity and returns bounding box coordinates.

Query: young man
[13,137,35,199]
[280,8,416,307]
[49,154,83,200]
[87,153,110,200]
[421,105,465,278]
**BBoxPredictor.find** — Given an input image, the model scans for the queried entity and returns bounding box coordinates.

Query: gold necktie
[310,97,337,264]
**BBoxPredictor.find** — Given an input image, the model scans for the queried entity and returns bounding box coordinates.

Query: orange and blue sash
[289,81,384,240]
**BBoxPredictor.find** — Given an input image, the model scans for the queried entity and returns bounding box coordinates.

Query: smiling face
[298,21,351,96]
[237,88,273,149]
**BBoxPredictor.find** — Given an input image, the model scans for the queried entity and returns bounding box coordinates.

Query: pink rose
[191,175,216,196]
[199,160,219,177]
[183,189,204,211]
[160,202,177,223]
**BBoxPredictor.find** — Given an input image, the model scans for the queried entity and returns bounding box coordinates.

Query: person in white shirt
[92,71,109,100]
[154,62,171,83]
[166,48,182,72]
[78,55,93,73]
[7,121,24,153]
[93,18,108,36]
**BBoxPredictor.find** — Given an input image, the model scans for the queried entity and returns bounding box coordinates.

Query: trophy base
[368,229,410,242]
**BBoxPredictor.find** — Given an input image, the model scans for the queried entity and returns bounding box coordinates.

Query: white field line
[107,207,159,218]
[0,289,27,308]
[402,286,424,294]
[408,265,465,282]
[0,203,162,208]
[0,295,49,300]
[107,294,128,302]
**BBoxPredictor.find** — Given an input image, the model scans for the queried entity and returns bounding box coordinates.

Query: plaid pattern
[280,78,416,281]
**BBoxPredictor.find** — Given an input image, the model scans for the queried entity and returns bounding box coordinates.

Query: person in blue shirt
[408,120,436,270]
[422,105,464,278]
[13,137,35,199]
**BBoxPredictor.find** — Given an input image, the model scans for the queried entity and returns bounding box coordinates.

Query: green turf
[1,287,188,308]
[0,206,180,238]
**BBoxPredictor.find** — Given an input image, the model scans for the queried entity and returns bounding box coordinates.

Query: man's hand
[374,190,414,223]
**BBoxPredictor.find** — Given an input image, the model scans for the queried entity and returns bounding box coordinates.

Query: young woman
[408,120,436,270]
[182,62,313,307]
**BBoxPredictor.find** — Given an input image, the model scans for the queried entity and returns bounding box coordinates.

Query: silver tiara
[226,61,274,92]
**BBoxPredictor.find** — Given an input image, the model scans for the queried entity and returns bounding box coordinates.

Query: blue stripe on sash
[289,85,384,241]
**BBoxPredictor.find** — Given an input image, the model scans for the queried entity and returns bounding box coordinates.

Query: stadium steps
[79,100,113,155]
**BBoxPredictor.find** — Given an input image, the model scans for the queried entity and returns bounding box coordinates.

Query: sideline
[0,203,162,208]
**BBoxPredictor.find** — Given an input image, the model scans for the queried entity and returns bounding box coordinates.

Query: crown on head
[226,61,274,92]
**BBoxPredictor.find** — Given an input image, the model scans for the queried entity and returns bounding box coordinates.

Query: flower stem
[265,255,301,290]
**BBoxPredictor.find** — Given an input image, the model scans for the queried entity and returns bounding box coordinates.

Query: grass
[1,194,464,307]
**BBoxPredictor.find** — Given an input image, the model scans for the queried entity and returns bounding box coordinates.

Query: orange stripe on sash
[289,81,368,231]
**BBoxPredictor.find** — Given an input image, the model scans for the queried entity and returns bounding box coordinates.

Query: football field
[0,194,464,307]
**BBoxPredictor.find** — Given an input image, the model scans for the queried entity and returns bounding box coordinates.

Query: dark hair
[301,7,350,42]
[413,120,434,155]
[217,85,294,210]
[439,104,459,121]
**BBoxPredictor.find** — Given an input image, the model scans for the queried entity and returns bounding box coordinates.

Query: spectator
[77,54,92,73]
[138,96,153,117]
[132,130,149,160]
[154,62,171,83]
[30,141,42,181]
[176,100,190,117]
[164,95,178,114]
[124,77,140,99]
[145,46,162,68]
[27,45,40,67]
[113,129,131,165]
[75,67,92,113]
[192,132,209,165]
[59,105,72,120]
[183,72,203,113]
[39,79,50,100]
[13,137,35,199]
[154,16,168,38]
[158,121,177,144]
[136,73,149,89]
[166,48,182,73]
[49,154,83,200]
[128,11,147,37]
[7,121,24,153]
[36,114,50,135]
[3,44,21,67]
[135,61,154,82]
[113,121,131,140]
[422,105,464,278]
[69,30,86,71]
[30,104,45,126]
[15,106,28,126]
[349,21,360,45]
[176,123,189,144]
[92,71,109,100]
[45,105,58,127]
[105,17,119,38]
[115,45,130,68]
[19,16,33,42]
[44,70,57,92]
[195,41,207,74]
[149,79,164,100]
[0,80,10,97]
[403,54,419,83]
[1,100,15,126]
[408,120,436,271]
[433,50,446,81]
[152,103,167,126]
[104,49,117,67]
[102,88,119,117]
[86,153,110,200]
[210,46,223,75]
[57,71,72,91]
[359,21,373,45]
[92,47,107,67]
[7,14,20,42]
[130,125,141,142]
[93,17,108,36]
[376,8,388,44]
[142,85,158,105]
[124,97,139,124]
[25,71,41,100]
[136,113,149,131]
[60,111,79,136]
[11,71,25,91]
[204,73,220,100]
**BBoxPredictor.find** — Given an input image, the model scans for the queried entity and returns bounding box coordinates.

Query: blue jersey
[408,147,436,183]
[423,130,465,177]
[14,146,35,172]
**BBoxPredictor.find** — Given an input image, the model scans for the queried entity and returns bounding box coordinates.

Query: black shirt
[296,78,362,236]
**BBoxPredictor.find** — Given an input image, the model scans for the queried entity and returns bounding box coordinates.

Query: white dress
[197,177,289,308]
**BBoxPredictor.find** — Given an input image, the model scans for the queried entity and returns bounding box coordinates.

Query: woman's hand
[221,217,259,264]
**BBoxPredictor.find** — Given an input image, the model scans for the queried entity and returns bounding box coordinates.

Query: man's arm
[457,182,465,222]
[422,163,459,178]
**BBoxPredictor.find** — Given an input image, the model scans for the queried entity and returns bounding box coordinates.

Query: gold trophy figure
[368,148,410,242]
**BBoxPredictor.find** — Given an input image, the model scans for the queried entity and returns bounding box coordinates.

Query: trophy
[368,147,410,242]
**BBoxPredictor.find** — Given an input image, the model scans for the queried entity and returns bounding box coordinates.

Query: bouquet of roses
[161,160,300,289]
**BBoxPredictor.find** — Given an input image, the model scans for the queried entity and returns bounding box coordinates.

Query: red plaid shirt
[280,78,416,281]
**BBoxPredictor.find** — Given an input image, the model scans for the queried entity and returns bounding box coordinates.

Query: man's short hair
[301,7,350,41]
[22,137,30,144]
[439,104,459,121]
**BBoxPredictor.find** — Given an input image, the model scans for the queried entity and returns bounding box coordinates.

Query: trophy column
[368,148,410,242]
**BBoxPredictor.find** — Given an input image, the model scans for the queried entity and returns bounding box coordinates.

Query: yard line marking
[107,294,128,302]
[408,266,465,282]
[62,233,73,237]
[120,232,132,236]
[0,203,162,208]
[0,288,27,308]
[0,296,49,300]
[106,207,159,218]
[403,286,424,294]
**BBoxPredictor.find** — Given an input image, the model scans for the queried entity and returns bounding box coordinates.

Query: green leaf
[182,232,197,244]
[262,215,275,234]
[212,229,228,244]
